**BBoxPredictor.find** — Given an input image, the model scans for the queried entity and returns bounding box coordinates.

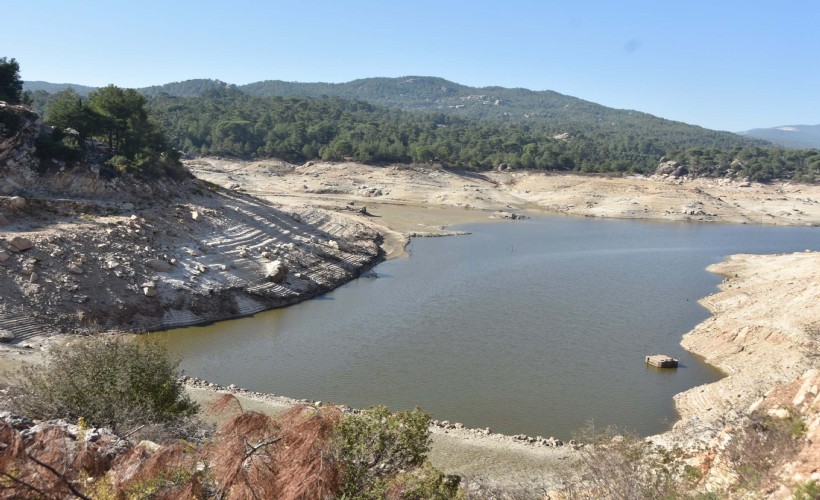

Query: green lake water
[149,216,819,438]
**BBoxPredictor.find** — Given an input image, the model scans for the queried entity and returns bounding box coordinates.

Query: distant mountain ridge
[738,124,820,149]
[24,80,97,96]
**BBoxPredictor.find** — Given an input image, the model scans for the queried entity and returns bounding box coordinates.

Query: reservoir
[150,216,819,438]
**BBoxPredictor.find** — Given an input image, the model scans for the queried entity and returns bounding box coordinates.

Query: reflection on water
[149,216,818,438]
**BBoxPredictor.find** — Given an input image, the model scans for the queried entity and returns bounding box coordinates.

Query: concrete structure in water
[645,354,679,368]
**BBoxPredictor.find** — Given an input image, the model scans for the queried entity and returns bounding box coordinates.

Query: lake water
[149,216,819,439]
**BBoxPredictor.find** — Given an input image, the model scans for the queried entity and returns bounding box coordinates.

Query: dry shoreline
[2,158,819,490]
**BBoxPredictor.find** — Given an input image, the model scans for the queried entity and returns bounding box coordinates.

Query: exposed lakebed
[149,216,819,438]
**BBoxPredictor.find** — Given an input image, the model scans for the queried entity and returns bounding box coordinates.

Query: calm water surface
[149,216,819,438]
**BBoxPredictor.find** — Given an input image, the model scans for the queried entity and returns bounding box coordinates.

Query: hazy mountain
[738,124,820,149]
[23,81,96,96]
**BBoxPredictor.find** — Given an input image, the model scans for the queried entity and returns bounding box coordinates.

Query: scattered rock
[122,202,135,210]
[142,282,158,297]
[67,264,84,275]
[0,329,14,342]
[0,412,33,430]
[145,258,173,272]
[265,260,287,283]
[8,196,26,209]
[656,160,680,176]
[7,236,33,253]
[767,407,791,419]
[0,251,10,263]
[191,211,200,221]
[493,211,529,220]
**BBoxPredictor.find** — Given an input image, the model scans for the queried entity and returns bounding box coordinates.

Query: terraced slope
[0,189,381,342]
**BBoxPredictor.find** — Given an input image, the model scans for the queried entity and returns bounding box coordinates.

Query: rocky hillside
[0,102,382,342]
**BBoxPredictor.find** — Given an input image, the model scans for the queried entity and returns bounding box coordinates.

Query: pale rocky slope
[0,191,380,342]
[0,104,382,343]
[188,158,820,227]
[653,252,820,496]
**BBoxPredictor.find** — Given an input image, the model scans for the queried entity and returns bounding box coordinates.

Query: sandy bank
[188,158,820,234]
[179,377,579,491]
[666,251,820,437]
[653,251,820,493]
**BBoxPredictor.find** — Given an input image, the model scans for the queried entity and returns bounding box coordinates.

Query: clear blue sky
[3,0,818,131]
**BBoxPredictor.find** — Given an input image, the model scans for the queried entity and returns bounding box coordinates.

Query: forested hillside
[140,76,769,151]
[240,76,741,138]
[143,87,818,180]
[143,88,702,173]
[22,76,820,181]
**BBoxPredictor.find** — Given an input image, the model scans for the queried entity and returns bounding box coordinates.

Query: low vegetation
[564,424,687,499]
[12,336,198,432]
[2,335,458,498]
[561,411,812,500]
[719,409,809,495]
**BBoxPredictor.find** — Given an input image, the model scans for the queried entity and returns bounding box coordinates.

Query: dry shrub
[2,398,446,498]
[565,423,683,500]
[110,442,201,497]
[208,410,279,498]
[720,409,804,493]
[0,421,31,497]
[275,406,342,499]
[209,392,247,418]
[207,405,341,499]
[0,420,125,499]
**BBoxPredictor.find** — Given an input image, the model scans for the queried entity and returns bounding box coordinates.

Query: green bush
[34,128,84,166]
[14,336,198,431]
[0,105,21,138]
[793,480,820,500]
[381,462,462,499]
[334,405,433,497]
